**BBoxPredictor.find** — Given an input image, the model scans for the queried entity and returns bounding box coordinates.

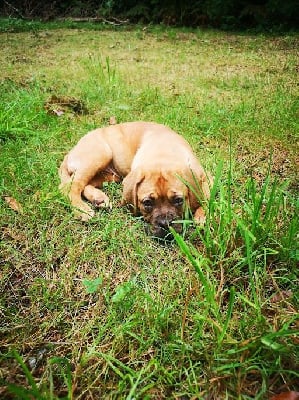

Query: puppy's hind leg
[58,155,91,219]
[63,137,113,220]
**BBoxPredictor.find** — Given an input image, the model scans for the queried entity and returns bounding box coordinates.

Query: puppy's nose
[156,216,171,229]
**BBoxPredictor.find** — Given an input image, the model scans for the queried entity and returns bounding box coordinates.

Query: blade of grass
[49,357,73,398]
[218,286,235,345]
[172,230,218,317]
[10,349,43,399]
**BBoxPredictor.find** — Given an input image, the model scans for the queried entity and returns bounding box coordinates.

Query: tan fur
[59,121,212,237]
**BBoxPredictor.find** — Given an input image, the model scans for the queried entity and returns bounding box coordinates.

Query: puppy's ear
[185,166,213,212]
[122,169,144,215]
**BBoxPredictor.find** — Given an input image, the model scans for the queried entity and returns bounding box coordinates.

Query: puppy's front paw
[74,204,95,221]
[92,193,111,209]
[194,207,206,225]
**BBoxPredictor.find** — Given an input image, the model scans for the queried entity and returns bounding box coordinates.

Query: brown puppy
[59,121,212,238]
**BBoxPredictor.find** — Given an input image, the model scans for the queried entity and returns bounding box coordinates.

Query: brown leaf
[109,116,117,125]
[270,392,299,400]
[4,196,23,213]
[270,290,293,303]
[52,108,64,117]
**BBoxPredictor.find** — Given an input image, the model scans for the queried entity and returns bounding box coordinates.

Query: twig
[59,16,129,26]
[3,0,24,19]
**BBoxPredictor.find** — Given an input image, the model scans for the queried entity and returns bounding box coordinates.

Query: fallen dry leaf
[271,290,293,303]
[52,108,64,117]
[4,196,23,213]
[270,392,299,400]
[109,116,117,125]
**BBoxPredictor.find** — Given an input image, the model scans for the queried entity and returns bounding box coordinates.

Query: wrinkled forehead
[138,171,188,198]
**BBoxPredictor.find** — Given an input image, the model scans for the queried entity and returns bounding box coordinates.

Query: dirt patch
[44,94,88,116]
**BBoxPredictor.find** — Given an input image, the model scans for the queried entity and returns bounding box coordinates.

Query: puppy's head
[122,168,205,239]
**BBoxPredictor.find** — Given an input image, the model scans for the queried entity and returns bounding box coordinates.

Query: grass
[0,19,298,399]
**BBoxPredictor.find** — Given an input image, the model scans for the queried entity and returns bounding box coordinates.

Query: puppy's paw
[92,193,111,209]
[83,187,111,209]
[74,204,95,221]
[194,207,206,225]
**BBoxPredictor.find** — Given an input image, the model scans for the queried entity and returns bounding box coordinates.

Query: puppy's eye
[172,196,184,207]
[142,198,154,209]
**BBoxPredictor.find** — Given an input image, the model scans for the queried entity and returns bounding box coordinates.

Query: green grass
[0,20,298,399]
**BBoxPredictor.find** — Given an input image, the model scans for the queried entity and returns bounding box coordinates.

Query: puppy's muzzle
[152,212,182,239]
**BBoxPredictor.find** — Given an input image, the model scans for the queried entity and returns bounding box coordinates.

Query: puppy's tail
[59,155,72,194]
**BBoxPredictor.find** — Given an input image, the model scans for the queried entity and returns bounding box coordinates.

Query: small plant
[83,276,103,294]
[3,350,73,400]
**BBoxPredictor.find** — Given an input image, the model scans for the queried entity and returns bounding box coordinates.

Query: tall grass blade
[243,229,261,318]
[49,357,72,397]
[227,132,233,223]
[89,351,136,379]
[10,349,43,399]
[218,286,235,345]
[208,160,223,212]
[251,152,273,235]
[5,383,40,400]
[126,360,156,400]
[172,230,217,316]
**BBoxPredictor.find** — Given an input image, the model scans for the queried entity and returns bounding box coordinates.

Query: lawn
[0,20,298,399]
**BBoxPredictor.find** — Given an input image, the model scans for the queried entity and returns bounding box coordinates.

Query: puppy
[59,121,212,238]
